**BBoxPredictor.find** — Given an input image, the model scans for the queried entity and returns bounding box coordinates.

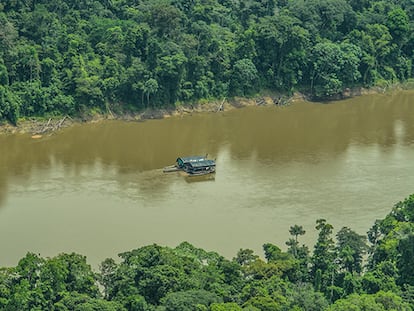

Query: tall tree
[309,41,361,97]
[311,219,337,296]
[336,227,368,274]
[286,224,306,258]
[397,233,414,286]
[230,58,258,95]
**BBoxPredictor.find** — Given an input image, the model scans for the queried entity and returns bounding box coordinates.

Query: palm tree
[289,224,306,243]
[143,78,158,108]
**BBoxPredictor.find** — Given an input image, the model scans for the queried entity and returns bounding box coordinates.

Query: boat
[163,155,216,176]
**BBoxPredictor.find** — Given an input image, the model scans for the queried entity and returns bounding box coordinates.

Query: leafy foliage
[1,0,413,122]
[1,194,414,310]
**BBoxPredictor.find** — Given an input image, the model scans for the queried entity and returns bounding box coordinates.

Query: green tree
[155,42,187,104]
[289,225,306,243]
[348,0,370,12]
[0,58,9,86]
[145,1,183,38]
[161,289,221,311]
[253,13,310,91]
[14,45,41,82]
[143,78,158,107]
[0,0,413,123]
[309,41,361,97]
[242,295,284,311]
[210,302,242,311]
[387,7,410,47]
[311,219,337,295]
[287,225,306,258]
[0,13,18,56]
[397,233,414,286]
[362,261,399,294]
[286,225,310,282]
[123,57,148,107]
[368,195,414,268]
[2,252,101,310]
[263,243,291,263]
[108,243,243,308]
[287,283,329,311]
[71,55,104,108]
[123,23,150,60]
[288,0,353,40]
[336,227,368,274]
[234,249,259,266]
[0,84,19,124]
[326,291,412,311]
[40,57,57,87]
[54,292,126,311]
[230,58,258,95]
[347,23,400,85]
[99,258,118,300]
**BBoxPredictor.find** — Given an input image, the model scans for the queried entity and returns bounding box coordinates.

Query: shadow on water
[0,90,414,209]
[184,173,216,183]
[1,91,414,268]
[0,174,6,208]
[223,91,414,163]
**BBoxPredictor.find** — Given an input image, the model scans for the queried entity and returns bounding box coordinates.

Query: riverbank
[1,83,412,136]
[0,93,295,136]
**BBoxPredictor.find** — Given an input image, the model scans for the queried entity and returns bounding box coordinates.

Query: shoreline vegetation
[1,193,414,310]
[0,93,294,136]
[1,83,413,137]
[2,0,413,136]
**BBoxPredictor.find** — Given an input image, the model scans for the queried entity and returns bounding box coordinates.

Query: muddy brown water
[1,91,414,268]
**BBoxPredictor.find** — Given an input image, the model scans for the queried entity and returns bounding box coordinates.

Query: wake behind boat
[163,155,216,176]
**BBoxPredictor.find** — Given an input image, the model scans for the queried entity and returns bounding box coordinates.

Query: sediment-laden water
[1,91,413,268]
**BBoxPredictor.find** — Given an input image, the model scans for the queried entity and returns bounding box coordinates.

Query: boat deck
[163,155,216,176]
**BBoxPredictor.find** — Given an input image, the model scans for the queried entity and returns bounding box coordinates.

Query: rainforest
[1,0,413,124]
[0,194,414,310]
[1,0,414,310]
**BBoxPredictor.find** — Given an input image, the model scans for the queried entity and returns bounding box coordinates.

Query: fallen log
[216,98,226,112]
[33,116,68,135]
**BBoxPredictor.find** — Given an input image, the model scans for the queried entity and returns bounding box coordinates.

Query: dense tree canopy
[0,0,413,123]
[1,194,414,310]
[1,1,413,309]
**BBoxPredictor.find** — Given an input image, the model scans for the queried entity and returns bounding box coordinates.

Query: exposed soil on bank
[0,85,409,137]
[0,94,295,136]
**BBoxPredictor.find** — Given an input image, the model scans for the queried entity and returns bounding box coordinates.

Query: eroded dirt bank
[0,85,407,136]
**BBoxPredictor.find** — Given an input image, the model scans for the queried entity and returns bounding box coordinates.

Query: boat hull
[185,168,216,176]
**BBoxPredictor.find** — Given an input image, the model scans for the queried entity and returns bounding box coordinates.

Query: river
[1,91,414,268]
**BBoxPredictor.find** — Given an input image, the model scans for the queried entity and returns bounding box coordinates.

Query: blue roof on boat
[187,159,216,168]
[177,156,207,163]
[176,156,215,167]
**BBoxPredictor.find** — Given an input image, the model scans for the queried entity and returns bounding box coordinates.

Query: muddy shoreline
[0,94,291,136]
[0,85,408,136]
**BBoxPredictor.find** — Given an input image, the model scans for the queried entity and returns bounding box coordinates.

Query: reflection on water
[184,173,216,183]
[0,91,414,268]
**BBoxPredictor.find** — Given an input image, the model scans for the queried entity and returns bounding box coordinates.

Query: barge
[163,155,216,176]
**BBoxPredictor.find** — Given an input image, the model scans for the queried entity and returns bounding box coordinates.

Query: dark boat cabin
[176,156,216,175]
